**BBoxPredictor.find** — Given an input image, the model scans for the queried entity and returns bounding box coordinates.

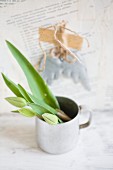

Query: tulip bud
[5,97,27,108]
[42,113,59,125]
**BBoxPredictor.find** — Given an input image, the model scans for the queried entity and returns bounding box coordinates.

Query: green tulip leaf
[6,41,60,109]
[28,94,57,115]
[5,97,27,108]
[58,118,63,123]
[42,113,59,125]
[2,73,22,97]
[11,110,19,113]
[29,103,48,115]
[18,84,32,102]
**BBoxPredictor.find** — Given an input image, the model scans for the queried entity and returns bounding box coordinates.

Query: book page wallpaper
[0,0,113,112]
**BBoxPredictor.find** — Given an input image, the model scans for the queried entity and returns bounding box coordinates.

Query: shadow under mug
[36,96,91,154]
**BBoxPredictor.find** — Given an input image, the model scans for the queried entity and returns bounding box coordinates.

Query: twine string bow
[36,21,89,72]
[52,23,82,64]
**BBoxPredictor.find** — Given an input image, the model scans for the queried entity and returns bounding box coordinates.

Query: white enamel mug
[36,96,91,154]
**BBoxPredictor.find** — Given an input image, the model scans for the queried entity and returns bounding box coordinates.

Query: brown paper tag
[39,28,83,50]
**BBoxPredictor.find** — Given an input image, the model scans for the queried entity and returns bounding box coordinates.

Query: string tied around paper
[36,21,89,72]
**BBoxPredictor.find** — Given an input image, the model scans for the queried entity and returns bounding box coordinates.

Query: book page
[0,0,98,77]
[0,0,26,8]
[96,19,113,110]
[0,0,112,112]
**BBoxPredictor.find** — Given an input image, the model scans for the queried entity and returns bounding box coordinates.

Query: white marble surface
[0,109,113,170]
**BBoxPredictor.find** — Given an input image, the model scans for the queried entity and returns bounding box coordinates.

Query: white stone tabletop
[0,109,113,170]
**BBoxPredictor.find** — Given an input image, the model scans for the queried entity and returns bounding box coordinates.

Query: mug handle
[79,105,92,129]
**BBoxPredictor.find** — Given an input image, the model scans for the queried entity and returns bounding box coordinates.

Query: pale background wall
[0,0,113,113]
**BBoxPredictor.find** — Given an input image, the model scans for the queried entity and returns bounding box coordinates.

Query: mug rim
[36,96,80,127]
